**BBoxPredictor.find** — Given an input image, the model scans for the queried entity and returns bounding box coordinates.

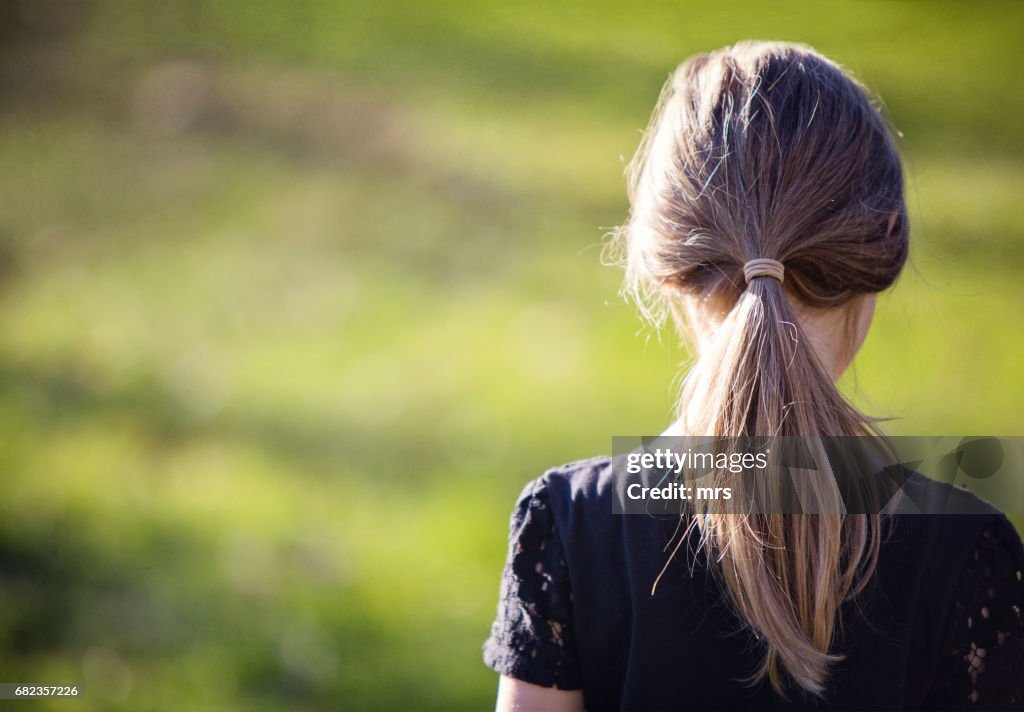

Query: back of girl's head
[623,40,908,322]
[614,41,910,699]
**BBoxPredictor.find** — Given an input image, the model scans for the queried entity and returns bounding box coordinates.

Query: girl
[482,41,1024,711]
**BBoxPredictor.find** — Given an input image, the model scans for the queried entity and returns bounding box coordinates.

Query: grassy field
[2,1,1023,709]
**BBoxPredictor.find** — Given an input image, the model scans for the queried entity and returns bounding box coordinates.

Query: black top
[483,456,1024,711]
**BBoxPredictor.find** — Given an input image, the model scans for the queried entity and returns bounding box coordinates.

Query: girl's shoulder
[527,454,617,524]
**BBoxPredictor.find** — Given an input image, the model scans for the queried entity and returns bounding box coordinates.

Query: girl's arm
[496,675,584,712]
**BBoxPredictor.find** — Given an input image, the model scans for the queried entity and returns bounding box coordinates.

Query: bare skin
[681,289,877,381]
[495,675,584,712]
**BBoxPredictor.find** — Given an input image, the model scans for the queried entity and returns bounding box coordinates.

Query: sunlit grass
[2,1,1023,709]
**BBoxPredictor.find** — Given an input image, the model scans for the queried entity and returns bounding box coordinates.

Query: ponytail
[678,268,880,697]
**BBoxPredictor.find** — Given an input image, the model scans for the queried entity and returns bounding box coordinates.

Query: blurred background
[1,1,1022,709]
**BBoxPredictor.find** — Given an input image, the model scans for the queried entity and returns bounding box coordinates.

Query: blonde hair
[612,41,909,698]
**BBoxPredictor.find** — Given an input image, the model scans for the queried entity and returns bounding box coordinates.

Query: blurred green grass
[1,1,1023,709]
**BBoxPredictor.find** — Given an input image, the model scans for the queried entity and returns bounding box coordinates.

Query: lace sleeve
[923,518,1024,710]
[482,477,582,690]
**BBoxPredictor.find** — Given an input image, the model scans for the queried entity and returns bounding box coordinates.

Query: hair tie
[743,258,785,284]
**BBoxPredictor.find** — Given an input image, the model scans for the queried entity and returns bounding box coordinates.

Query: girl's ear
[886,211,899,237]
